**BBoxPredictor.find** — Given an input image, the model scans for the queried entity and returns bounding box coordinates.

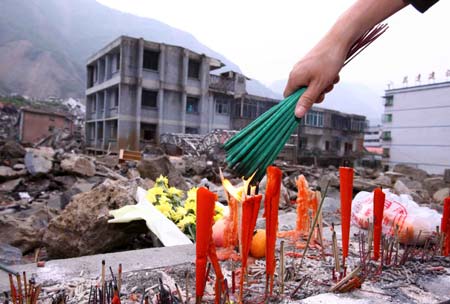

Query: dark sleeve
[409,0,439,13]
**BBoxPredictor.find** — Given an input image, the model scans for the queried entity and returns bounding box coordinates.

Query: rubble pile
[34,126,85,153]
[0,102,19,140]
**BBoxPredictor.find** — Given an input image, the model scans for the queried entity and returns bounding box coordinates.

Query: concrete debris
[393,179,412,195]
[43,178,153,258]
[433,187,449,203]
[24,148,54,175]
[0,140,25,159]
[137,155,188,190]
[0,165,27,181]
[60,154,96,176]
[0,177,22,192]
[0,243,22,265]
[393,164,428,181]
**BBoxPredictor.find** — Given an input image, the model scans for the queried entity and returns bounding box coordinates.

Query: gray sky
[98,0,449,93]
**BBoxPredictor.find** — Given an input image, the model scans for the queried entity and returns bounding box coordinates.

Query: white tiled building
[381,81,450,174]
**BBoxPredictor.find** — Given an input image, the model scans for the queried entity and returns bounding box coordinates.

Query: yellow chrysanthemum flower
[184,200,196,213]
[177,214,196,230]
[146,192,156,204]
[148,186,165,198]
[156,202,172,218]
[214,213,223,222]
[156,175,169,187]
[159,194,170,205]
[168,187,183,197]
[171,206,187,222]
[187,187,198,200]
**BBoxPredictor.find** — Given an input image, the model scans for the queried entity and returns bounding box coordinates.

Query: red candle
[372,188,385,261]
[264,166,282,296]
[339,166,354,265]
[442,197,450,256]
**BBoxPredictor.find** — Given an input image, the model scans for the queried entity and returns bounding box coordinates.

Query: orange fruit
[250,229,266,258]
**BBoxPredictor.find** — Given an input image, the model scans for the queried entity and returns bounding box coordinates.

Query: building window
[188,59,200,79]
[115,53,120,72]
[141,123,157,141]
[383,114,393,123]
[143,49,159,71]
[142,89,158,108]
[345,142,353,152]
[242,100,257,119]
[334,140,341,151]
[299,137,308,149]
[382,131,391,140]
[384,95,394,106]
[305,111,324,127]
[186,97,199,113]
[185,127,199,134]
[383,148,390,157]
[215,98,229,115]
[111,87,119,108]
[110,122,118,139]
[325,141,330,151]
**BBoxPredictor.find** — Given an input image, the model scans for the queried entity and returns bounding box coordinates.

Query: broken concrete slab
[0,243,22,265]
[423,176,447,195]
[43,178,152,258]
[60,154,96,177]
[0,166,27,181]
[0,140,25,159]
[24,148,54,175]
[0,178,22,192]
[433,187,449,203]
[393,164,427,181]
[138,155,188,190]
[394,180,411,195]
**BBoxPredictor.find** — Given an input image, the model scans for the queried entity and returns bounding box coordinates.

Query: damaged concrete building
[85,36,279,153]
[296,107,367,164]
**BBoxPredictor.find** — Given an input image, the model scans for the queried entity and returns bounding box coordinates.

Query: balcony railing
[209,75,234,92]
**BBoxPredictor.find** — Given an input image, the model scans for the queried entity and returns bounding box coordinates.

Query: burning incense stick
[299,181,329,268]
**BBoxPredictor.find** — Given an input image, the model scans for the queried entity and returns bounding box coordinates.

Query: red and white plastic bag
[352,189,441,244]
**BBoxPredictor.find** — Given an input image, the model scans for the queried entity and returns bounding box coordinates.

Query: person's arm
[284,0,409,118]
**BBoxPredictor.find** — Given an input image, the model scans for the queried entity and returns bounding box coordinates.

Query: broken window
[142,89,158,108]
[345,142,353,152]
[141,123,157,141]
[110,121,118,139]
[143,49,159,71]
[111,87,119,108]
[188,59,200,79]
[185,127,199,134]
[87,65,97,87]
[215,97,229,115]
[242,100,257,119]
[299,137,308,149]
[115,52,120,72]
[186,97,199,113]
[305,111,324,127]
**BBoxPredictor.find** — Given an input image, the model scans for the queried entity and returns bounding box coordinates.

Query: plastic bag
[352,189,441,244]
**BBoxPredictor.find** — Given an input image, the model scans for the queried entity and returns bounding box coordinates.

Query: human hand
[284,35,347,118]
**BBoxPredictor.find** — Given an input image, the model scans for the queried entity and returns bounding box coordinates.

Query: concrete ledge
[0,244,195,292]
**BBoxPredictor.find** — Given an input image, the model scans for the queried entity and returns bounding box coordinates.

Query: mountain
[269,79,383,124]
[0,0,277,99]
